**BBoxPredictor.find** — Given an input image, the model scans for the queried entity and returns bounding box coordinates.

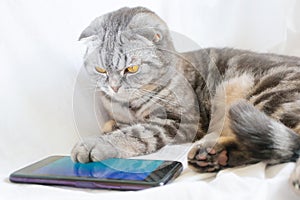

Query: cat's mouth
[105,87,131,101]
[102,85,155,102]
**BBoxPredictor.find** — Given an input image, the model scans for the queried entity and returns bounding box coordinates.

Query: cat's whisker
[131,90,180,107]
[137,89,181,105]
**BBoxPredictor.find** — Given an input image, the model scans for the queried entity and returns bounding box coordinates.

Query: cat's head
[79,7,176,101]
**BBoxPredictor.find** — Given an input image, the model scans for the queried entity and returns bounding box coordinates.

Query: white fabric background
[1,0,300,199]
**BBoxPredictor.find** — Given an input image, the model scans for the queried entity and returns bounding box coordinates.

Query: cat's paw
[71,137,118,163]
[188,141,228,173]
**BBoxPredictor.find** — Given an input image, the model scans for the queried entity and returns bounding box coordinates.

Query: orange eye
[95,66,106,73]
[126,65,139,73]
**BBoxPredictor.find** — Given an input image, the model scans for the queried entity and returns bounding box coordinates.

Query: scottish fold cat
[71,7,300,191]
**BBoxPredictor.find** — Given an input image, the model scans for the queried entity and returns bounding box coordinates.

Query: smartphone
[9,156,183,190]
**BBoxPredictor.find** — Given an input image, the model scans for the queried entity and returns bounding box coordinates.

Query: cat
[71,7,300,191]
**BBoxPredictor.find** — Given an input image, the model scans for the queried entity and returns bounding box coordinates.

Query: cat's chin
[101,87,139,102]
[105,91,130,102]
[112,95,130,103]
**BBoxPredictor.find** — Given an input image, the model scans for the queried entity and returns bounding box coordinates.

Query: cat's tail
[229,100,300,164]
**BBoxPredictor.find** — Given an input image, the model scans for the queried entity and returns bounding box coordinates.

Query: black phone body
[9,156,183,190]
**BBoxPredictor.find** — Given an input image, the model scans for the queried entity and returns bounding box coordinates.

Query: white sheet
[1,0,300,199]
[2,144,299,200]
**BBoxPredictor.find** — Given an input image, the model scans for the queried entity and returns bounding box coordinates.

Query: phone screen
[33,157,164,181]
[10,156,183,190]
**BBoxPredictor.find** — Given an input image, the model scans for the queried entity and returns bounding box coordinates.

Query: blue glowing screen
[34,157,163,181]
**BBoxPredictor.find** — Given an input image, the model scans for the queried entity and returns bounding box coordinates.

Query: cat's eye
[126,65,139,73]
[95,66,107,73]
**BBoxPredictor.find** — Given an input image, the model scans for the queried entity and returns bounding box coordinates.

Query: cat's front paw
[71,137,118,163]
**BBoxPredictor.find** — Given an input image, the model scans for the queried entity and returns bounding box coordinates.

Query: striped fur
[72,7,202,163]
[71,7,300,188]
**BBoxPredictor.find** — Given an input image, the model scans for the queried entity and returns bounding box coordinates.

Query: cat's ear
[78,16,103,42]
[129,11,169,44]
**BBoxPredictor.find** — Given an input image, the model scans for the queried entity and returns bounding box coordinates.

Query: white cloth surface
[2,144,300,200]
[1,0,300,199]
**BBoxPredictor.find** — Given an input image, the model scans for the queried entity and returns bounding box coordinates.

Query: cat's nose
[111,86,120,93]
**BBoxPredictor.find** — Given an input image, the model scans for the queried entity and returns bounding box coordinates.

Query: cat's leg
[189,71,300,172]
[71,119,194,163]
[189,99,300,172]
[188,74,256,172]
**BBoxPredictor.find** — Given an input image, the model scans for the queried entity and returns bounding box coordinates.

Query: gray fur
[229,100,300,163]
[72,7,200,163]
[71,7,300,183]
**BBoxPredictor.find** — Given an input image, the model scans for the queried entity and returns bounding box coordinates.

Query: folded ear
[78,16,103,41]
[78,7,172,48]
[128,11,169,44]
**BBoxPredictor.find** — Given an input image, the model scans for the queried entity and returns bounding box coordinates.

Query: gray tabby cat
[71,7,300,190]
